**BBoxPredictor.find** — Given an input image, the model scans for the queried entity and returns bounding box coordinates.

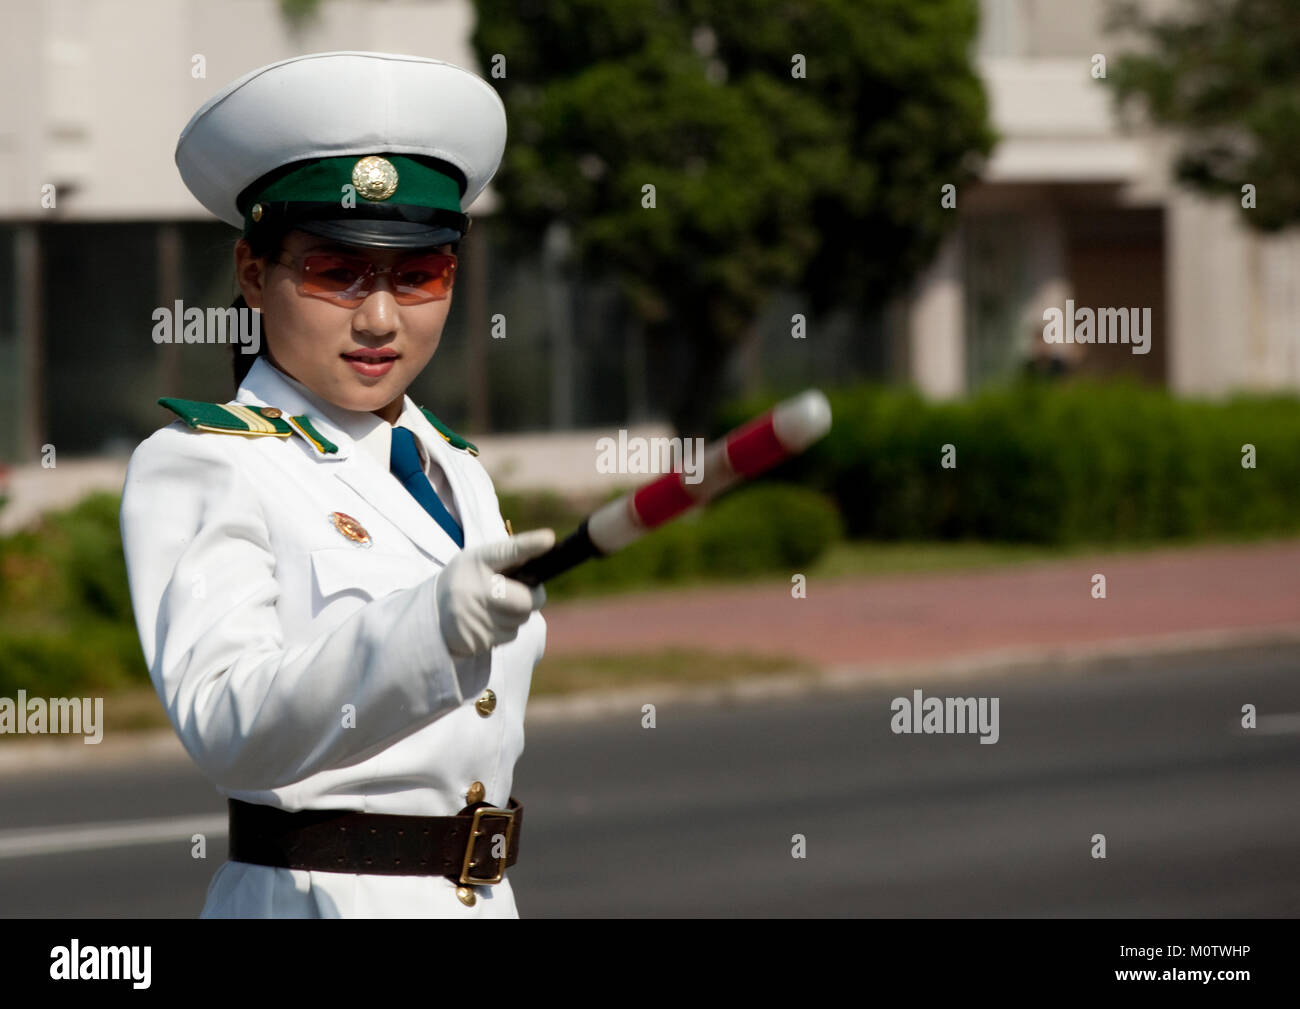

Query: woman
[119,51,553,917]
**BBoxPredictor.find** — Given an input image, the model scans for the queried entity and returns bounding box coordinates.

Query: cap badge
[352,156,399,201]
[328,511,372,547]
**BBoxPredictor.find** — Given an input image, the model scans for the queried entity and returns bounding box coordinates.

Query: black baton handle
[503,519,603,586]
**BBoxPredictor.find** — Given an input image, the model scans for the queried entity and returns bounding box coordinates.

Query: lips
[341,348,399,378]
[341,349,399,361]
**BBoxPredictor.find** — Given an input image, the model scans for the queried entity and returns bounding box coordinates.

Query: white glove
[436,528,556,658]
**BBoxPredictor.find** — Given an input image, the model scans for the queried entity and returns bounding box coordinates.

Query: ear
[234,239,270,309]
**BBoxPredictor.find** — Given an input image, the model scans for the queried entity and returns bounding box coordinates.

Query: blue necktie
[389,425,464,548]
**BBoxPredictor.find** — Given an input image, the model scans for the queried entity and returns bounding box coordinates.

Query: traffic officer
[119,51,553,917]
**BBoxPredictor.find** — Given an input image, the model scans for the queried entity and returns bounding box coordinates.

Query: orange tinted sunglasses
[275,250,457,307]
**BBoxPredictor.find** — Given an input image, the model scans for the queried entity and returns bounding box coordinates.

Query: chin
[334,367,406,405]
[340,386,397,409]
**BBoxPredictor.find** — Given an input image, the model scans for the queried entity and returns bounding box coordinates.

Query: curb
[0,727,189,775]
[515,623,1300,722]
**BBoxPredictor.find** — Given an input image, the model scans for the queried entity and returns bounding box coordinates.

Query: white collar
[236,355,433,471]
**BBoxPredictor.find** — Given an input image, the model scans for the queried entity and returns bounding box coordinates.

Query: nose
[351,278,399,338]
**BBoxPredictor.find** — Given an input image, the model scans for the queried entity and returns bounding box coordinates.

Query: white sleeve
[119,425,490,792]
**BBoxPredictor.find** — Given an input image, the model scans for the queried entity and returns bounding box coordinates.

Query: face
[235,229,455,423]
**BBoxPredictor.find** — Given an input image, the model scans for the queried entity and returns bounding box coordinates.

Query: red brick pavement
[540,540,1300,667]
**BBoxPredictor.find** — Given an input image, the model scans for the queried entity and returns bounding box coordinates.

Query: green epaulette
[419,405,479,456]
[158,397,338,454]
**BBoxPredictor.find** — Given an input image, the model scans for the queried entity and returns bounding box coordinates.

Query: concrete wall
[0,0,490,224]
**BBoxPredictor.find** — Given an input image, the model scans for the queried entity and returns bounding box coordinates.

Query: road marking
[0,814,226,860]
[1255,712,1300,736]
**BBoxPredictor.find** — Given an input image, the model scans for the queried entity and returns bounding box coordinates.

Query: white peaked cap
[175,51,507,227]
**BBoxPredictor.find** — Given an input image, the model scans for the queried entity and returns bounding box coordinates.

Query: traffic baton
[503,389,833,586]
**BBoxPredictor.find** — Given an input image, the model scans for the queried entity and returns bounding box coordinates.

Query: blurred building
[908,0,1300,399]
[1,0,1298,467]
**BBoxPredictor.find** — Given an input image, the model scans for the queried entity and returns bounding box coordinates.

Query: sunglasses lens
[300,255,370,298]
[392,253,456,303]
[294,252,457,306]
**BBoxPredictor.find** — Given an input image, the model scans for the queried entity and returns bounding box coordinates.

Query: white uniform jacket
[119,355,545,918]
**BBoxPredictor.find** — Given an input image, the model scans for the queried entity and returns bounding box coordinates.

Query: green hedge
[0,491,148,694]
[717,380,1300,544]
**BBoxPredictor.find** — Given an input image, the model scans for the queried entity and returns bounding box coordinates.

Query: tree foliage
[472,0,993,429]
[1109,0,1300,231]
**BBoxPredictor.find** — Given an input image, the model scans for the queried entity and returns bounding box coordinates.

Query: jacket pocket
[310,547,434,602]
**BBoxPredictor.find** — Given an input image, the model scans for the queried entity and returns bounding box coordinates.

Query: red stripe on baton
[725,413,788,477]
[632,473,696,529]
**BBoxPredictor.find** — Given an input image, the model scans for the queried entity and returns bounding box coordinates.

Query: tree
[1109,0,1300,232]
[472,0,994,431]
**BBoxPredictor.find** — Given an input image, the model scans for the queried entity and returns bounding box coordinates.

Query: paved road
[1,642,1297,917]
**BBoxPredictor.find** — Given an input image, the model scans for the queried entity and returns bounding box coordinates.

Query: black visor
[248,201,469,249]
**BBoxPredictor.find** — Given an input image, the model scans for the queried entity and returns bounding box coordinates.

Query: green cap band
[240,154,464,236]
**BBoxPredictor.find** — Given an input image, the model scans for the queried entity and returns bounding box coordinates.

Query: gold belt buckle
[459,806,516,885]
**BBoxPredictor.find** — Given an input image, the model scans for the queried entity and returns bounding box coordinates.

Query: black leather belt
[227,797,522,885]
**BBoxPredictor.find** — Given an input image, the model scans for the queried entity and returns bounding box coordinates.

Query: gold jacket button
[475,689,497,717]
[456,886,477,907]
[466,781,485,804]
[259,406,282,419]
